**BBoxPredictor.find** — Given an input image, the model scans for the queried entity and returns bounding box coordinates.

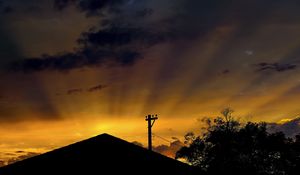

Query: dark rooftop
[0,133,197,175]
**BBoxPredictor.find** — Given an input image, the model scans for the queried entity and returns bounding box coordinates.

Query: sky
[1,0,300,164]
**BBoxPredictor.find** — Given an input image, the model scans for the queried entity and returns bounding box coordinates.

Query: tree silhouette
[176,108,300,175]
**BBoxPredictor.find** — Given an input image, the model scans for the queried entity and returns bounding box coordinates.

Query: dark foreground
[0,133,197,175]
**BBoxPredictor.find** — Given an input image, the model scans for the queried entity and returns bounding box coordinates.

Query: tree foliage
[176,108,300,175]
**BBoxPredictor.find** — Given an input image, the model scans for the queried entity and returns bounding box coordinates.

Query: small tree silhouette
[176,109,300,175]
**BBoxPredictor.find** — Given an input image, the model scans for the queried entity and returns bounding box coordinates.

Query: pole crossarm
[151,119,157,127]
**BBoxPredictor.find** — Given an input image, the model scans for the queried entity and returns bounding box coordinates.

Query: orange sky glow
[1,0,300,165]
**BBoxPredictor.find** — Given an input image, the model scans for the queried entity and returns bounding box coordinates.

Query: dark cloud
[67,88,83,95]
[8,0,171,72]
[7,152,40,165]
[131,141,144,148]
[87,84,107,92]
[54,0,127,15]
[65,84,107,95]
[12,53,82,72]
[4,153,15,156]
[9,0,146,72]
[11,49,142,72]
[10,0,300,72]
[0,160,5,167]
[15,151,25,153]
[171,137,179,141]
[78,27,165,48]
[268,118,300,138]
[0,1,54,17]
[12,1,157,72]
[255,62,297,72]
[219,69,230,76]
[130,139,184,158]
[0,151,40,167]
[153,140,184,158]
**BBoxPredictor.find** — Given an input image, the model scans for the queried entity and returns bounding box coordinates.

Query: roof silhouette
[0,133,197,175]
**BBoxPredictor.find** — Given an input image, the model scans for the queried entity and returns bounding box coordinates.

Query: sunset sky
[1,0,300,164]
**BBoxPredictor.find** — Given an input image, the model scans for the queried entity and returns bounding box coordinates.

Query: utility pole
[145,114,158,151]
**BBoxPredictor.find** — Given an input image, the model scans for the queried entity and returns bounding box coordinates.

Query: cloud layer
[0,151,40,167]
[12,0,164,72]
[8,0,300,73]
[268,118,300,138]
[132,139,184,159]
[256,62,297,72]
